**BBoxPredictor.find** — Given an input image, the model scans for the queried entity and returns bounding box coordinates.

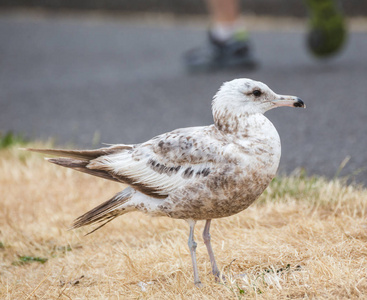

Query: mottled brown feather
[71,188,133,230]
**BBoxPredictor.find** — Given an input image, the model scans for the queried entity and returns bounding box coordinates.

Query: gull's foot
[194,280,203,288]
[214,271,226,283]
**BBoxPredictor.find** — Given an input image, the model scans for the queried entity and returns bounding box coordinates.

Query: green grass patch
[12,255,48,266]
[0,131,28,149]
[259,170,322,204]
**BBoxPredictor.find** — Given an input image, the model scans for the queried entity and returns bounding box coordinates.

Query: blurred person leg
[184,0,347,71]
[305,0,347,57]
[184,0,257,72]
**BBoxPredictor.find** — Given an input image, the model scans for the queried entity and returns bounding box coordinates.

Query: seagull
[28,78,305,286]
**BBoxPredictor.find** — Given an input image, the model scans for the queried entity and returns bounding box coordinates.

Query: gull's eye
[252,90,262,97]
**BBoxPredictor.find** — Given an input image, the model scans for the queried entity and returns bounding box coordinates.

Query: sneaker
[184,31,258,72]
[305,0,347,57]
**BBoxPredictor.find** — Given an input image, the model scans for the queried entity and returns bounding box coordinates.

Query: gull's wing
[88,126,227,198]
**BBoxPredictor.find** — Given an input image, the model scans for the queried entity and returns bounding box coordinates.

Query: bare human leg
[184,0,256,71]
[206,0,240,24]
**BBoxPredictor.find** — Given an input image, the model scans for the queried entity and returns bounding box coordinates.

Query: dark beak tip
[293,98,305,108]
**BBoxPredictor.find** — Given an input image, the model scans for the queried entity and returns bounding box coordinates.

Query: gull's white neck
[214,110,282,175]
[213,109,275,137]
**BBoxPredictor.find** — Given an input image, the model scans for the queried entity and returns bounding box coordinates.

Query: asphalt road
[1,13,366,184]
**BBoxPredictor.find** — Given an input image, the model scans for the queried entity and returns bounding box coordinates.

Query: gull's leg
[203,219,221,279]
[187,219,202,287]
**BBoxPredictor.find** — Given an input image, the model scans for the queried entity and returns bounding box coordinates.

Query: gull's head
[212,78,305,116]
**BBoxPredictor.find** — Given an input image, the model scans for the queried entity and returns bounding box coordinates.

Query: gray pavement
[1,0,366,17]
[1,13,367,184]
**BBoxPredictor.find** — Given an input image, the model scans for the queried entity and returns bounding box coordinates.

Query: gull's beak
[272,95,305,108]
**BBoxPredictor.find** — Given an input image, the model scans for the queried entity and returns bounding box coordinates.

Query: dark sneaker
[305,0,347,57]
[184,31,258,72]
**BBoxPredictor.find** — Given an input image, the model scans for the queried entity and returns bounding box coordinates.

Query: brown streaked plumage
[27,78,305,287]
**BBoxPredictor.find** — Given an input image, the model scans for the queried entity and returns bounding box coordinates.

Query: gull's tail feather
[71,187,134,234]
[26,146,136,234]
[26,145,132,182]
[26,145,132,161]
[47,157,119,182]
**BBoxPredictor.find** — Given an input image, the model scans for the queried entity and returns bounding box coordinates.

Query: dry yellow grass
[1,145,367,299]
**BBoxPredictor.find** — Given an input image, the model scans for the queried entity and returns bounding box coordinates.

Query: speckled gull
[28,78,305,286]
